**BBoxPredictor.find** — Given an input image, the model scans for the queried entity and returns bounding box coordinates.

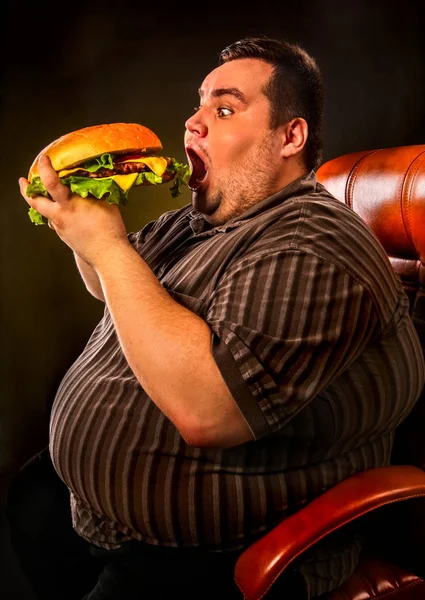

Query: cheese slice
[109,173,139,191]
[58,166,84,177]
[57,170,139,191]
[58,156,168,179]
[119,156,168,176]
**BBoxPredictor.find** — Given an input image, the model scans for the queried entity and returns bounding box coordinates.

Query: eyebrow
[198,87,247,104]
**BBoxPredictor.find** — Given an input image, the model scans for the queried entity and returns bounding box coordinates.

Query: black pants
[5,448,307,599]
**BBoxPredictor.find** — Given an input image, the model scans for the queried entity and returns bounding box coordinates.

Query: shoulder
[235,179,403,305]
[257,182,390,276]
[240,184,368,262]
[254,185,404,325]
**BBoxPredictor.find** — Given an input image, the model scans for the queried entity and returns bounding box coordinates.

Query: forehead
[200,58,274,100]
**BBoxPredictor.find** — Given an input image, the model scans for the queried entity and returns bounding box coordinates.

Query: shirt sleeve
[205,248,378,439]
[128,207,189,249]
[127,218,160,247]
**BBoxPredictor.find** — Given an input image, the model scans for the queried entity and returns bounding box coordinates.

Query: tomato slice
[115,152,147,163]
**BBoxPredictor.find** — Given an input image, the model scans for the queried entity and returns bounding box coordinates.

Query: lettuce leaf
[28,207,47,225]
[26,177,50,199]
[26,178,50,224]
[83,153,114,172]
[169,160,191,198]
[135,171,163,186]
[63,176,128,206]
[26,176,128,224]
[26,157,190,225]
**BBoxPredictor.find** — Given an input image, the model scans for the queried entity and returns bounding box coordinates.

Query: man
[9,37,425,599]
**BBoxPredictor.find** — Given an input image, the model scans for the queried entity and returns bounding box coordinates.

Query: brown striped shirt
[49,172,425,597]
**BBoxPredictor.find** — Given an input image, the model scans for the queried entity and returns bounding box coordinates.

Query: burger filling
[57,153,171,179]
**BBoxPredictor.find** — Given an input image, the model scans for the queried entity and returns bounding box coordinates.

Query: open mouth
[186,148,208,191]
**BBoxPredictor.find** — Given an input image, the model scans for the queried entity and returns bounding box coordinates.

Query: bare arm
[74,253,105,301]
[94,241,254,448]
[76,243,251,447]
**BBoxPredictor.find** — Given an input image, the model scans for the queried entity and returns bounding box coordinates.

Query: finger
[37,155,70,204]
[18,177,30,199]
[19,176,56,220]
[19,177,43,206]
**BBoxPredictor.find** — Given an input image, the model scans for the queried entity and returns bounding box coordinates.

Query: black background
[1,0,425,596]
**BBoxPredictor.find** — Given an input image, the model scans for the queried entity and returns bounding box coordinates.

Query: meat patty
[64,158,173,180]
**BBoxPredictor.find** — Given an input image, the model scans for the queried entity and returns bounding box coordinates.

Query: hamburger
[26,122,190,225]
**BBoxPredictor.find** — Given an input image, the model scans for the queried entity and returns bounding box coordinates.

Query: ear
[280,118,308,159]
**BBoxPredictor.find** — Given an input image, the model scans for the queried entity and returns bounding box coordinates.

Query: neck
[276,162,309,192]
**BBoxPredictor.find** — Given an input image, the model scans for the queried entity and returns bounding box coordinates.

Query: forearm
[74,253,105,301]
[93,240,252,447]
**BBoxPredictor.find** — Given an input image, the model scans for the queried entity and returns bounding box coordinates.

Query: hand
[19,155,129,267]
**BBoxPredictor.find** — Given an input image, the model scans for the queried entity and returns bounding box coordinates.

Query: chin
[192,189,221,218]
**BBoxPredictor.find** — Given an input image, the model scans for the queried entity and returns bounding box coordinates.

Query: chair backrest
[317,145,425,465]
[317,146,425,572]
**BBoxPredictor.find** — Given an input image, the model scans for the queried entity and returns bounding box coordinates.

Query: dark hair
[219,37,324,171]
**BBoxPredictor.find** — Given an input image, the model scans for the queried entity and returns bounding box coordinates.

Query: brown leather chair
[234,145,425,599]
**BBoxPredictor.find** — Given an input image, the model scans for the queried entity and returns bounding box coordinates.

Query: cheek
[213,136,253,170]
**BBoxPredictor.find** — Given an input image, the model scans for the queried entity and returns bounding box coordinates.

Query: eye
[217,107,233,118]
[193,105,201,112]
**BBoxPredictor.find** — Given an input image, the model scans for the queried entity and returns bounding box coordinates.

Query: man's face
[184,58,285,226]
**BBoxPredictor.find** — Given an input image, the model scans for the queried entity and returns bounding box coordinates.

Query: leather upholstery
[326,556,425,600]
[234,146,425,599]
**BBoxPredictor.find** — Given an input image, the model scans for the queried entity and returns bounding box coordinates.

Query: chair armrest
[234,465,425,599]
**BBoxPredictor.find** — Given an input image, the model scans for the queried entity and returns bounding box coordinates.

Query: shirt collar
[187,170,317,235]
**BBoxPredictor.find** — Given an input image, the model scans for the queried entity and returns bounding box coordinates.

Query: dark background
[1,0,425,597]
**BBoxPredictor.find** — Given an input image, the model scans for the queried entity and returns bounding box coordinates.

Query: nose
[185,108,208,138]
